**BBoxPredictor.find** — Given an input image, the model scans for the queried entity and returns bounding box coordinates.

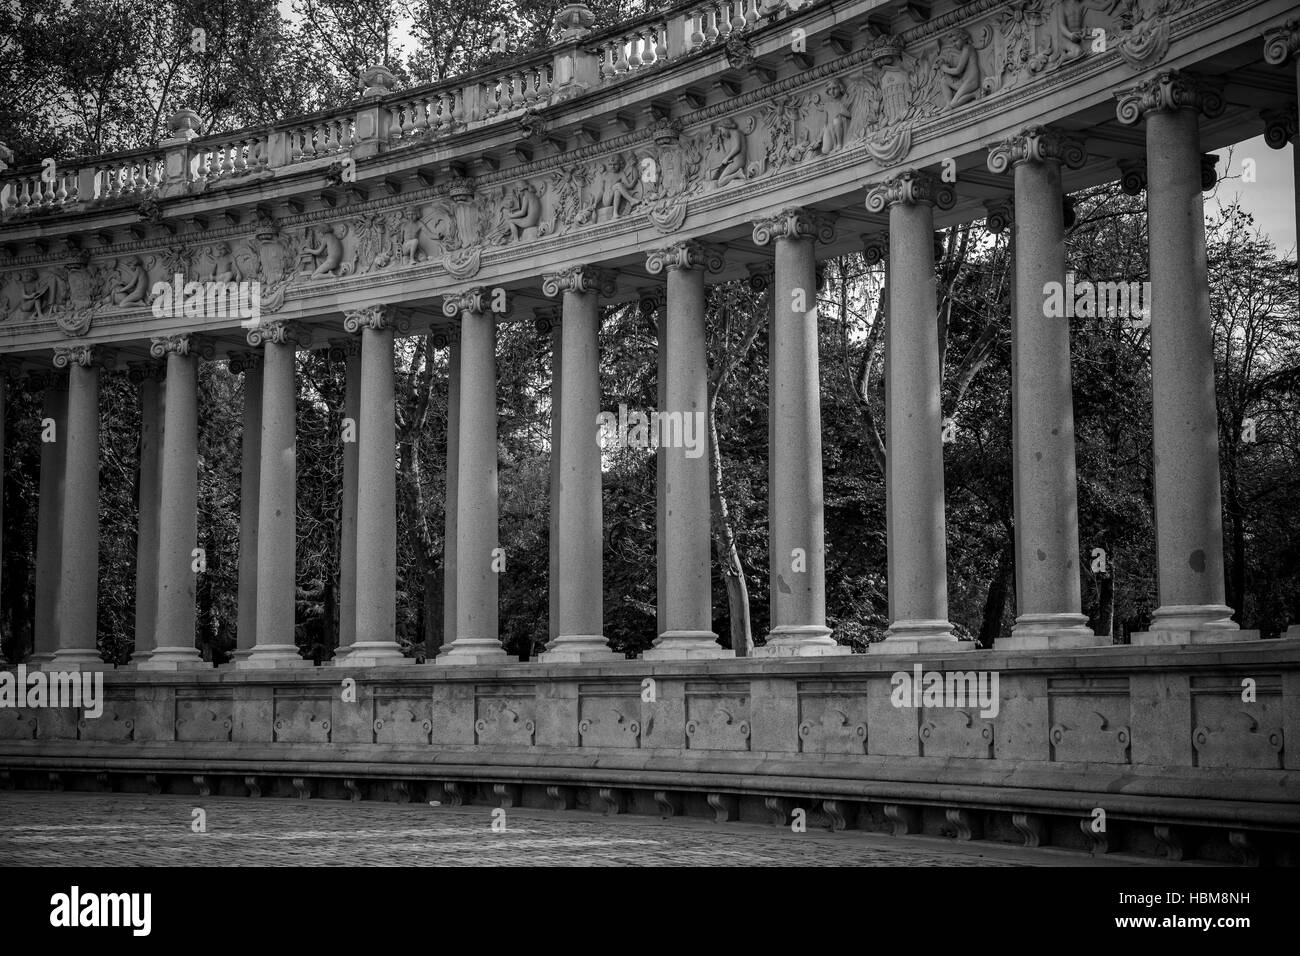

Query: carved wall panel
[684,684,751,751]
[1190,676,1284,769]
[474,684,537,746]
[1047,677,1131,764]
[272,688,333,743]
[796,681,869,755]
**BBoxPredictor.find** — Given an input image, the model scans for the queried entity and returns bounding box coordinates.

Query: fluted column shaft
[866,173,965,653]
[51,349,102,667]
[240,323,311,667]
[643,242,730,659]
[437,291,506,664]
[751,210,846,657]
[31,375,67,664]
[141,336,205,669]
[988,128,1101,649]
[540,269,617,662]
[347,309,407,665]
[1117,72,1245,641]
[131,364,165,663]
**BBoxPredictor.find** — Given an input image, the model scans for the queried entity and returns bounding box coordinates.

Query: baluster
[745,0,758,28]
[535,64,552,101]
[628,33,644,70]
[452,87,465,125]
[217,142,233,176]
[16,176,30,209]
[656,22,669,61]
[705,6,719,42]
[717,2,733,38]
[615,35,631,73]
[523,69,538,106]
[690,10,706,49]
[600,41,616,80]
[54,170,68,204]
[236,139,251,173]
[728,1,743,34]
[135,161,149,194]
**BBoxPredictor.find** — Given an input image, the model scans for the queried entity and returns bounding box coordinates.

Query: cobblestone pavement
[0,792,1158,866]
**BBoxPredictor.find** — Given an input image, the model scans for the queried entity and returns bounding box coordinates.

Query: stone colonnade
[12,65,1300,667]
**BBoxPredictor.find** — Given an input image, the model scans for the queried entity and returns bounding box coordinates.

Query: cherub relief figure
[1054,0,1120,61]
[807,80,853,154]
[939,29,983,108]
[306,223,346,279]
[399,207,441,265]
[707,118,749,186]
[208,242,240,282]
[502,182,542,240]
[110,256,151,307]
[16,269,57,319]
[586,156,641,220]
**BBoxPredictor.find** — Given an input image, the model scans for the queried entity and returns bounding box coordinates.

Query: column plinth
[344,308,409,666]
[238,322,312,669]
[864,172,969,655]
[751,209,847,658]
[642,242,732,660]
[139,335,207,670]
[987,127,1104,651]
[1116,73,1257,645]
[540,268,619,663]
[437,290,507,666]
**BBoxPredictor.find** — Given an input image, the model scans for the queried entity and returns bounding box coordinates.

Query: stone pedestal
[642,242,732,661]
[238,324,312,669]
[1117,73,1253,645]
[750,209,847,658]
[865,173,969,655]
[140,336,207,671]
[988,128,1104,651]
[345,309,409,666]
[540,268,619,663]
[437,291,508,666]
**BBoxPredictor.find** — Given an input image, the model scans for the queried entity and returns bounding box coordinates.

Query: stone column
[643,241,731,660]
[48,346,105,668]
[649,287,667,646]
[228,351,261,664]
[865,171,969,654]
[440,328,460,658]
[238,321,313,668]
[751,208,848,657]
[437,290,507,665]
[328,337,361,665]
[342,306,408,666]
[128,361,165,664]
[30,371,67,665]
[1117,72,1252,643]
[539,267,619,662]
[1264,20,1299,310]
[987,127,1103,649]
[139,334,207,670]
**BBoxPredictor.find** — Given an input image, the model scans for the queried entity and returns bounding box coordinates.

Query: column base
[999,613,1106,650]
[340,642,411,667]
[26,653,54,667]
[324,647,351,667]
[641,631,734,661]
[1130,628,1260,646]
[234,645,312,670]
[1148,604,1239,631]
[752,625,851,657]
[137,647,210,671]
[1286,625,1300,640]
[538,635,621,664]
[45,650,109,670]
[871,620,971,655]
[434,639,509,666]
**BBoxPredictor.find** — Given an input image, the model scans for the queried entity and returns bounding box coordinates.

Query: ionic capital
[1200,153,1219,191]
[53,344,112,369]
[1115,70,1225,126]
[442,288,493,317]
[637,286,665,314]
[1263,18,1300,66]
[127,359,167,384]
[864,170,955,213]
[532,307,560,336]
[744,262,774,293]
[860,232,889,265]
[645,240,724,275]
[1118,158,1147,195]
[983,199,1015,235]
[987,126,1086,173]
[343,304,400,333]
[150,332,216,359]
[431,326,461,349]
[1262,104,1299,149]
[541,265,616,298]
[227,350,263,375]
[243,321,311,350]
[751,207,836,246]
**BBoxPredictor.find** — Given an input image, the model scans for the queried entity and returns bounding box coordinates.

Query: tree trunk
[979,541,1013,648]
[707,398,753,656]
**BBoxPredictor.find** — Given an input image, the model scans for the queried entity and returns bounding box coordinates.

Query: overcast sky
[1213,134,1297,256]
